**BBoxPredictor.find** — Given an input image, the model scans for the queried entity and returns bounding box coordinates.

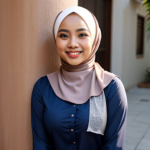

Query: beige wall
[111,0,124,78]
[111,0,149,89]
[0,0,77,150]
[149,40,150,66]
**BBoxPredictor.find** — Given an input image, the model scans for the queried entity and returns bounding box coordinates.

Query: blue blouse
[31,76,127,150]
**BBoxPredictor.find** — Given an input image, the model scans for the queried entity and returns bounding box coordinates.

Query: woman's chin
[66,59,83,66]
[68,62,82,66]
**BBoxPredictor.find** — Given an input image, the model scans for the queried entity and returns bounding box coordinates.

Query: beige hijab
[47,6,115,104]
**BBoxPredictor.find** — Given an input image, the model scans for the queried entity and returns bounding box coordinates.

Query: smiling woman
[56,13,92,65]
[31,6,128,150]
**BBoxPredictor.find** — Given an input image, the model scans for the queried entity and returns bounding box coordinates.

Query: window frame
[136,14,145,58]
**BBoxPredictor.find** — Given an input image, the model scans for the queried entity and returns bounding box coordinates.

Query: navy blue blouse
[31,76,127,150]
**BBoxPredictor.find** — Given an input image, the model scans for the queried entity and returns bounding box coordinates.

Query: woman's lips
[66,51,82,58]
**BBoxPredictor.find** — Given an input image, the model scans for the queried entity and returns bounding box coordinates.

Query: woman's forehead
[58,13,90,30]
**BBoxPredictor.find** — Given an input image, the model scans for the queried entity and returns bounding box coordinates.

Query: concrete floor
[125,86,150,150]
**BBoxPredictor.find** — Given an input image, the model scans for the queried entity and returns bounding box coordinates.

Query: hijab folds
[47,6,115,104]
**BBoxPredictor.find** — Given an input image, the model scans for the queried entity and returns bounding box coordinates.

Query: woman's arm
[31,78,54,150]
[102,77,128,150]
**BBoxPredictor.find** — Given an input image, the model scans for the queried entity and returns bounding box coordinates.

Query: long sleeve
[102,77,128,150]
[31,78,54,150]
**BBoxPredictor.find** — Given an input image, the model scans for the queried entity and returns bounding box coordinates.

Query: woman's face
[56,13,93,66]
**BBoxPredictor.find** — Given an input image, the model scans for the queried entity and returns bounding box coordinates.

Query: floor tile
[136,139,150,150]
[125,86,150,150]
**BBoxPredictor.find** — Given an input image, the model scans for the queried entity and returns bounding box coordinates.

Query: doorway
[78,0,112,71]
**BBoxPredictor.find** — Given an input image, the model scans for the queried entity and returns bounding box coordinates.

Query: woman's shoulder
[104,76,127,105]
[34,75,49,87]
[104,76,124,92]
[32,75,51,95]
[107,75,123,87]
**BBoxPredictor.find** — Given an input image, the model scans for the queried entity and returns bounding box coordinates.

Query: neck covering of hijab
[47,6,115,104]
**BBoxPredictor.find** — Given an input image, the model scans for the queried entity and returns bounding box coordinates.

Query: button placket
[70,104,77,146]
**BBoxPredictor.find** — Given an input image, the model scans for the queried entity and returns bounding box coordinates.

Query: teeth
[68,52,80,55]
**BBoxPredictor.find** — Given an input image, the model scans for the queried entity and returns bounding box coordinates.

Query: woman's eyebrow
[58,28,89,33]
[58,29,69,33]
[76,28,89,32]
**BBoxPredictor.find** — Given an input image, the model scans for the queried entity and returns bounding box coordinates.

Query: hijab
[47,6,115,104]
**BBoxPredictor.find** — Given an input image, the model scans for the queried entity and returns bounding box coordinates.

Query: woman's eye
[79,33,87,37]
[60,34,68,38]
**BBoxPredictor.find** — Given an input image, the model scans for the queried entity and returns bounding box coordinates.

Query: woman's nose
[68,37,79,48]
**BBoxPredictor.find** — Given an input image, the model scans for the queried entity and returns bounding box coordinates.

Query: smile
[66,51,82,58]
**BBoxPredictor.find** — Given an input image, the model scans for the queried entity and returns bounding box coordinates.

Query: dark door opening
[78,0,112,71]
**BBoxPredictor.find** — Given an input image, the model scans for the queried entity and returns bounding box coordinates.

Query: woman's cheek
[56,41,64,51]
[83,41,92,55]
[58,40,68,50]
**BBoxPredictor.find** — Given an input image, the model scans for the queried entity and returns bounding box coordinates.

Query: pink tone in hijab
[47,6,115,104]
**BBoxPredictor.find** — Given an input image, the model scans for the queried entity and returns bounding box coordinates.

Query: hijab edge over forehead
[54,6,97,43]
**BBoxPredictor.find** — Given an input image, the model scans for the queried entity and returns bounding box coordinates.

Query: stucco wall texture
[0,0,77,150]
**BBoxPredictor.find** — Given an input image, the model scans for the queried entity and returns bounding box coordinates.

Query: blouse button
[71,129,74,132]
[73,141,76,144]
[73,105,76,107]
[71,114,74,117]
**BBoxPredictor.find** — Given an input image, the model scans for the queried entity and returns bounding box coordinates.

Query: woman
[31,6,128,150]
